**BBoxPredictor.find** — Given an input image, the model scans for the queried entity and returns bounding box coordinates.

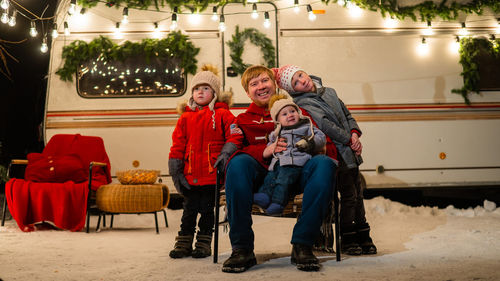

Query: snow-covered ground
[1,196,499,281]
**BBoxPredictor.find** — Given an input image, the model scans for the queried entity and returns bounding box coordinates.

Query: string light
[263,11,270,28]
[1,9,8,24]
[218,14,225,32]
[449,36,460,54]
[188,9,201,25]
[64,21,70,36]
[170,7,178,31]
[29,20,38,37]
[417,37,429,56]
[383,16,398,29]
[51,22,58,38]
[68,0,76,15]
[152,22,161,39]
[122,7,129,24]
[423,21,434,36]
[211,6,218,21]
[8,9,15,26]
[337,0,345,6]
[251,3,258,19]
[347,1,362,18]
[307,5,316,21]
[458,22,468,36]
[1,0,9,10]
[40,36,48,53]
[496,18,500,34]
[294,0,300,14]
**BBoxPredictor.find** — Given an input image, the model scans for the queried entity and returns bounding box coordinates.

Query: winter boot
[341,231,362,255]
[192,232,212,258]
[253,193,271,209]
[169,234,194,258]
[357,223,377,255]
[222,248,257,273]
[291,244,321,271]
[266,203,284,216]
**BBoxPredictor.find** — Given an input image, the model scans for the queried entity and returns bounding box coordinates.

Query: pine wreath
[227,25,276,76]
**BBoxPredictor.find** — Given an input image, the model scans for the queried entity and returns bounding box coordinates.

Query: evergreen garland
[226,25,276,76]
[324,0,500,22]
[78,0,237,12]
[452,37,500,104]
[56,31,200,82]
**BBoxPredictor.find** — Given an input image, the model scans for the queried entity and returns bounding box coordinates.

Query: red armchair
[1,134,111,232]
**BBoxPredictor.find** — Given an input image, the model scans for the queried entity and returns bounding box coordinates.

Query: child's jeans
[258,163,302,206]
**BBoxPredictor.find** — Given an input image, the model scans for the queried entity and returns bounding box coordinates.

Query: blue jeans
[225,153,336,249]
[258,163,302,206]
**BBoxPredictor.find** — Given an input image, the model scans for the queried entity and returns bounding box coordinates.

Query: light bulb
[294,0,300,14]
[263,11,270,28]
[337,0,345,6]
[422,21,434,36]
[152,22,161,39]
[170,13,177,31]
[29,21,38,37]
[449,36,460,54]
[188,11,201,25]
[384,17,397,29]
[417,37,429,56]
[64,21,70,36]
[1,0,9,10]
[458,22,468,36]
[347,1,362,18]
[307,5,316,21]
[218,15,225,32]
[1,11,8,24]
[51,23,58,38]
[68,0,76,15]
[40,37,48,53]
[211,6,218,21]
[122,7,128,24]
[251,3,258,19]
[8,9,15,26]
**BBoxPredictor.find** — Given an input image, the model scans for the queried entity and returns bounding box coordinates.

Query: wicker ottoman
[96,184,170,233]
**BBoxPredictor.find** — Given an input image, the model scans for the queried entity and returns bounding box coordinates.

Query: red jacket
[169,102,243,186]
[236,103,338,169]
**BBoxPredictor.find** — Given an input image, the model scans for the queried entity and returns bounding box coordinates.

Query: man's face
[277,105,300,127]
[291,71,315,93]
[246,72,276,107]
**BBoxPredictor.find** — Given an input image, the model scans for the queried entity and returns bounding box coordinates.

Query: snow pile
[444,200,500,217]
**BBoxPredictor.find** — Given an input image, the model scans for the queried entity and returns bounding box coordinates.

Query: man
[222,65,337,273]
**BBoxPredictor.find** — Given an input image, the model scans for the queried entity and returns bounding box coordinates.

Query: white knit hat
[272,65,303,93]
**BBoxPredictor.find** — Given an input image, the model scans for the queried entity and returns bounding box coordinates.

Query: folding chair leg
[213,167,222,263]
[1,193,7,227]
[103,214,106,228]
[96,214,102,232]
[110,214,114,228]
[333,186,341,262]
[162,209,168,227]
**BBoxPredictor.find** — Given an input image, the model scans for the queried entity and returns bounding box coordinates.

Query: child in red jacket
[168,65,243,259]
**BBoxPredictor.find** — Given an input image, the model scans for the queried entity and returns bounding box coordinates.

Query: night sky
[0,0,57,164]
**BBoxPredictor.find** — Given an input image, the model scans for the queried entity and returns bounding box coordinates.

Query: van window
[76,55,186,98]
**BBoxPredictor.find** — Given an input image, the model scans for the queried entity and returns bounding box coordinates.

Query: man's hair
[241,65,276,92]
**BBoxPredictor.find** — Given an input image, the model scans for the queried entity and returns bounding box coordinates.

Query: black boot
[291,244,321,271]
[341,231,362,255]
[222,248,257,273]
[357,223,377,255]
[192,231,212,258]
[169,233,194,258]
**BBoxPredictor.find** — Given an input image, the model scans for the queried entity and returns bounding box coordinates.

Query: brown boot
[192,232,212,258]
[169,234,194,258]
[291,244,320,271]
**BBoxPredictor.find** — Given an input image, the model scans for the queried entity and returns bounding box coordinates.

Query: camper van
[45,1,500,194]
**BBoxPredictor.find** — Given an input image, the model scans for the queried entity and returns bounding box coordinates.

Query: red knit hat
[271,65,302,93]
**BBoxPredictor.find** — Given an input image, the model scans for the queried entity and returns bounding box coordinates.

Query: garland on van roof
[78,0,237,12]
[55,31,200,82]
[227,25,276,76]
[452,37,500,104]
[326,0,500,22]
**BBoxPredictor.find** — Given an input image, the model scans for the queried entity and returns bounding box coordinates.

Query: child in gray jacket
[253,94,326,216]
[273,65,377,255]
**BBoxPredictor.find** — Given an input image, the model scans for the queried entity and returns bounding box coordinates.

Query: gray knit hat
[269,94,312,137]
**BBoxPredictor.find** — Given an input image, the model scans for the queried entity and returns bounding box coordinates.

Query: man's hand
[263,137,287,158]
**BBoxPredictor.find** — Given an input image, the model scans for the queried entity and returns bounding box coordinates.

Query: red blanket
[5,179,89,232]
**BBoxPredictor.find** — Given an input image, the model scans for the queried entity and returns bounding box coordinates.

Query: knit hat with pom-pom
[271,65,302,94]
[268,94,313,138]
[188,64,221,111]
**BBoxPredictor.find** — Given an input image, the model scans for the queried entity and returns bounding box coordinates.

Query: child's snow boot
[169,233,194,258]
[192,231,212,258]
[253,193,271,209]
[357,223,377,255]
[266,203,284,216]
[341,228,362,255]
